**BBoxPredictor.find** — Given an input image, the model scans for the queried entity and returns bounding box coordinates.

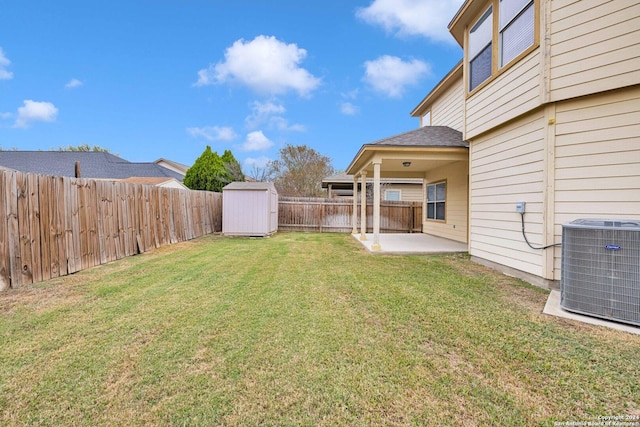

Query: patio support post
[352,175,358,234]
[372,161,381,251]
[360,171,367,240]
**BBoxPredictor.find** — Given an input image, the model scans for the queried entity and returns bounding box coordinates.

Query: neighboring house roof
[154,158,190,175]
[0,151,185,181]
[119,177,188,189]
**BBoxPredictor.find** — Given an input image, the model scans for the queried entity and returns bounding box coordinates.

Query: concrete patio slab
[543,290,640,335]
[352,233,468,255]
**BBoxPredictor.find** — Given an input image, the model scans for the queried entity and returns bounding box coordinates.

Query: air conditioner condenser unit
[561,219,640,327]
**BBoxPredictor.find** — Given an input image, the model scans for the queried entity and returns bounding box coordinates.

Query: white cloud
[241,131,274,152]
[65,78,83,89]
[245,100,305,132]
[0,112,12,120]
[340,102,359,116]
[356,0,464,43]
[14,100,58,128]
[186,126,238,142]
[245,100,286,128]
[342,89,360,100]
[243,156,271,169]
[0,48,13,80]
[195,35,321,96]
[363,55,431,98]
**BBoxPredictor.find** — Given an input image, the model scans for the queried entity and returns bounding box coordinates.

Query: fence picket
[0,170,223,290]
[0,172,9,290]
[277,197,422,233]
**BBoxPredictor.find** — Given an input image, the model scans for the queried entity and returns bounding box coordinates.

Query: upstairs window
[426,182,446,221]
[467,0,537,93]
[500,0,535,67]
[469,7,493,91]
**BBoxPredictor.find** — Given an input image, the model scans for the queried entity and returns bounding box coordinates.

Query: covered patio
[346,126,470,252]
[353,233,467,254]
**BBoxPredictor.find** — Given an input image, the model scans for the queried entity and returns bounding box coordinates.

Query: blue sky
[0,0,464,173]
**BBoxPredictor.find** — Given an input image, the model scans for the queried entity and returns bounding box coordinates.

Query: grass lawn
[1,232,639,426]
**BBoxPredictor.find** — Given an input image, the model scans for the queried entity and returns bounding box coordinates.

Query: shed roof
[223,181,277,191]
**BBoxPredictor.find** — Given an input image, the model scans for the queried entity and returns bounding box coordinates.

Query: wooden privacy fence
[278,197,422,233]
[0,170,222,291]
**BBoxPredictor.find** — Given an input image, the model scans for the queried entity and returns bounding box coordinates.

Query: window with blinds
[426,182,446,221]
[499,0,534,67]
[467,0,537,94]
[469,7,493,91]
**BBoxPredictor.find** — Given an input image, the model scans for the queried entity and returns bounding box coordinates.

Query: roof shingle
[0,151,184,181]
[366,126,468,148]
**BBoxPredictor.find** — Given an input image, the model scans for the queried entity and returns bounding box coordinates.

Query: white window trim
[385,189,402,201]
[426,182,446,221]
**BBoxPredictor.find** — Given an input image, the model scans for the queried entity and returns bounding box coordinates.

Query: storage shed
[222,182,278,237]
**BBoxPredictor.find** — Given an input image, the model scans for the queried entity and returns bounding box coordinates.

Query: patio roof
[346,126,469,177]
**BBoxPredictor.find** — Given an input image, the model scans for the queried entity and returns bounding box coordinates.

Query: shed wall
[223,188,277,236]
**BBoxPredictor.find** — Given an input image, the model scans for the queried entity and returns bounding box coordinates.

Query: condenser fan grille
[561,219,640,327]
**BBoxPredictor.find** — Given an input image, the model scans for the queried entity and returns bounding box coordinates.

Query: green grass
[1,232,639,426]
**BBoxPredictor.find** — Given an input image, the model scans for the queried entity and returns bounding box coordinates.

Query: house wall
[552,86,640,280]
[430,78,464,132]
[549,0,640,102]
[423,160,469,243]
[469,111,547,278]
[466,49,542,139]
[469,86,640,283]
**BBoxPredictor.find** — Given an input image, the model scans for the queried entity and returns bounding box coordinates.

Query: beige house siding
[430,78,464,131]
[550,0,640,102]
[466,50,542,139]
[423,160,469,243]
[384,184,423,202]
[469,112,547,277]
[552,86,640,279]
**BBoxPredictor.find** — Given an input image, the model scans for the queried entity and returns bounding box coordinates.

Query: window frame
[422,109,432,127]
[426,181,446,222]
[466,0,539,97]
[384,189,401,201]
[468,5,493,92]
[499,0,535,68]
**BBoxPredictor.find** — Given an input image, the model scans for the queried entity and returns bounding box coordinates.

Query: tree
[184,146,244,192]
[221,149,245,183]
[56,144,112,152]
[268,144,335,197]
[246,163,275,182]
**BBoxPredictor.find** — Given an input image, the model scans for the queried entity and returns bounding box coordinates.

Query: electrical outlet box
[515,202,526,213]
